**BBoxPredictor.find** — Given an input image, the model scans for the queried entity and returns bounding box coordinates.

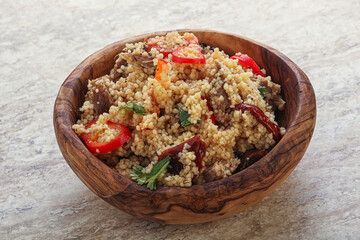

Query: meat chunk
[110,50,154,82]
[132,53,154,68]
[110,57,127,82]
[207,77,232,126]
[258,78,285,110]
[168,115,178,126]
[202,166,218,182]
[121,51,155,69]
[98,154,119,168]
[118,52,155,75]
[259,78,279,94]
[91,83,112,115]
[273,95,286,110]
[200,42,215,54]
[202,163,223,182]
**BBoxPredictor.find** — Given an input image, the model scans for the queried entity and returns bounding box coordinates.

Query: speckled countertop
[1,0,359,239]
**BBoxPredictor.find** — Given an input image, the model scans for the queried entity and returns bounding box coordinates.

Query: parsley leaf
[258,87,267,99]
[129,156,171,190]
[178,107,193,127]
[119,101,147,115]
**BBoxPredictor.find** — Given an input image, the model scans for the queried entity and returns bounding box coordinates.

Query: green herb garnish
[130,156,171,190]
[258,87,267,99]
[179,107,194,127]
[119,101,147,115]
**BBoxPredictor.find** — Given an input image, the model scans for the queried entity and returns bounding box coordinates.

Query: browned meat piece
[110,57,127,82]
[104,156,118,168]
[168,115,178,125]
[259,79,273,93]
[136,156,151,167]
[202,164,222,182]
[118,52,155,75]
[259,78,284,96]
[132,53,154,68]
[207,78,232,125]
[200,43,215,54]
[91,83,112,115]
[258,79,285,110]
[273,95,285,110]
[98,154,119,168]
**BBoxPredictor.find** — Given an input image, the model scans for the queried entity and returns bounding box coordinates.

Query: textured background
[1,0,359,239]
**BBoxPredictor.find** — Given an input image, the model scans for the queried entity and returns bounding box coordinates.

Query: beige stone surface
[1,0,359,239]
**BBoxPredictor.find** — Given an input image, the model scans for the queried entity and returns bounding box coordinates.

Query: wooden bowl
[54,29,316,224]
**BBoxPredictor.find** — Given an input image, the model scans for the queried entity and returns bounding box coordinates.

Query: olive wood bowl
[54,29,316,224]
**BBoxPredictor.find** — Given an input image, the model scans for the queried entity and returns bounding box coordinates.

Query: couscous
[72,31,285,190]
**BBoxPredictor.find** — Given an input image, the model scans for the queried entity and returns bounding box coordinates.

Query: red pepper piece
[182,35,199,45]
[146,38,173,57]
[235,103,281,142]
[230,54,266,77]
[154,59,171,88]
[172,46,206,64]
[158,136,206,174]
[146,35,200,58]
[202,95,216,124]
[80,120,131,154]
[155,59,167,81]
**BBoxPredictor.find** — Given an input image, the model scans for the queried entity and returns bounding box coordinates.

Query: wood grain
[53,30,316,224]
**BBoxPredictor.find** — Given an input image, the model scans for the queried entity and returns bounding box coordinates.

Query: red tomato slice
[80,120,131,154]
[230,54,266,77]
[172,46,206,64]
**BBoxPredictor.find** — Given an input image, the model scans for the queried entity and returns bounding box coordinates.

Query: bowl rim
[54,29,316,221]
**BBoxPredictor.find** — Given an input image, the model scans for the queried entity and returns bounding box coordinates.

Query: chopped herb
[119,101,147,115]
[258,87,267,99]
[129,156,171,190]
[178,107,193,127]
[178,107,201,127]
